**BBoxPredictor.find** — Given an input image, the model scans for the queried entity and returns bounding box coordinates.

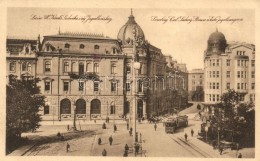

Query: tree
[6,75,46,153]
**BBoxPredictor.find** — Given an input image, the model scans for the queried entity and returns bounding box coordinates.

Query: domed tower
[117,10,145,47]
[207,29,227,55]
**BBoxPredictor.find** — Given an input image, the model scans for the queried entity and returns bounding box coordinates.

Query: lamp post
[71,99,77,131]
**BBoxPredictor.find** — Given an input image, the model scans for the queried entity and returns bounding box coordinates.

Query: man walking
[66,143,70,152]
[154,123,157,131]
[191,129,194,137]
[184,133,188,141]
[102,149,107,156]
[109,135,113,146]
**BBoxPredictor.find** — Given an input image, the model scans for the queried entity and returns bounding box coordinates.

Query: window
[79,82,84,91]
[251,71,255,78]
[79,62,84,75]
[80,44,85,49]
[22,62,27,71]
[245,71,247,78]
[25,46,29,53]
[241,83,244,89]
[63,82,69,91]
[237,71,240,78]
[227,83,230,89]
[217,95,220,101]
[241,71,244,78]
[213,83,215,89]
[209,71,212,78]
[245,83,247,90]
[65,43,70,48]
[209,94,211,101]
[71,62,77,72]
[237,60,240,66]
[126,82,131,91]
[94,63,99,73]
[216,71,219,78]
[111,63,116,74]
[241,60,244,66]
[237,83,240,90]
[45,81,51,91]
[213,94,215,101]
[44,105,49,115]
[216,83,219,89]
[110,105,115,114]
[64,62,69,72]
[251,83,255,90]
[226,71,230,78]
[94,82,99,91]
[213,71,215,78]
[209,83,212,89]
[94,45,100,49]
[112,48,117,54]
[226,59,230,66]
[111,82,117,92]
[251,60,255,67]
[27,63,32,72]
[126,64,131,73]
[9,62,15,72]
[45,61,51,72]
[216,60,219,66]
[250,94,255,102]
[212,59,215,66]
[86,63,90,72]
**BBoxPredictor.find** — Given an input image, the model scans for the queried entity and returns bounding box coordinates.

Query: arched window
[22,62,27,71]
[71,62,77,72]
[79,62,84,75]
[64,62,69,72]
[60,99,71,114]
[27,63,32,72]
[86,63,90,72]
[94,63,99,73]
[80,44,85,49]
[111,63,116,74]
[9,62,16,72]
[94,45,100,49]
[90,99,101,114]
[76,99,86,114]
[65,43,70,48]
[45,61,51,72]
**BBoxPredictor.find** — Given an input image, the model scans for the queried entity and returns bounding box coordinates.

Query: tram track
[167,134,210,158]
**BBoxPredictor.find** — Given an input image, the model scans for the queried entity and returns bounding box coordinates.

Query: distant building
[204,29,255,105]
[188,69,204,102]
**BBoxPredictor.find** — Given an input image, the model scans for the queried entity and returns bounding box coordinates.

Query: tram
[163,115,188,133]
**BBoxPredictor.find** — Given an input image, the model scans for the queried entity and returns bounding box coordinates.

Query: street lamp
[71,99,77,131]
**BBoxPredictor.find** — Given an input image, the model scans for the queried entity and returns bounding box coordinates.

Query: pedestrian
[135,143,140,155]
[238,153,242,158]
[142,116,145,122]
[109,135,113,145]
[184,133,188,141]
[98,138,102,145]
[102,122,106,129]
[154,123,157,131]
[127,122,129,130]
[219,146,223,155]
[66,143,70,152]
[57,131,61,139]
[114,124,117,132]
[67,124,70,131]
[191,129,194,137]
[125,144,129,152]
[102,149,107,156]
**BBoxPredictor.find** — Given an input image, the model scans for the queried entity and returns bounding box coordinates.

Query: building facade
[6,13,188,121]
[204,29,255,105]
[188,69,204,102]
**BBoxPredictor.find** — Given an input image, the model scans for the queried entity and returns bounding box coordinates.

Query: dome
[207,29,227,55]
[117,12,145,46]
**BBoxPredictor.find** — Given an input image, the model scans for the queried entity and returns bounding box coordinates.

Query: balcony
[68,72,99,80]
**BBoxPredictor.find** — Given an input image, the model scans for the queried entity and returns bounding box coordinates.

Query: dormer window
[65,43,70,48]
[80,44,85,49]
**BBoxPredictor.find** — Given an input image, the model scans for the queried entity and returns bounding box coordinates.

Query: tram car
[163,115,188,133]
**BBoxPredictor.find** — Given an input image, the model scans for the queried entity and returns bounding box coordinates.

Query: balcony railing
[68,72,99,80]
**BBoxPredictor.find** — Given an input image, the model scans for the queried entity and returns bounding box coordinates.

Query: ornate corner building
[204,29,255,106]
[6,12,189,121]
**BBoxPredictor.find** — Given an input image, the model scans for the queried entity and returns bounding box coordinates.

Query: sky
[7,8,255,71]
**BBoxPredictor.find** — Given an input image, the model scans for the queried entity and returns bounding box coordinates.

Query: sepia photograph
[2,2,258,159]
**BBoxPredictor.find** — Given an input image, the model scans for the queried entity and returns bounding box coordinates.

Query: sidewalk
[40,119,128,126]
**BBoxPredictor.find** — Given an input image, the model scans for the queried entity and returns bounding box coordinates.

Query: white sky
[7,8,254,71]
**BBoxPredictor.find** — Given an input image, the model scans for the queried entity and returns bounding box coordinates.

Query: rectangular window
[216,71,219,78]
[227,83,230,89]
[251,83,255,90]
[217,95,220,101]
[237,71,240,78]
[237,83,240,90]
[250,94,255,102]
[79,82,84,91]
[241,83,244,90]
[126,82,131,91]
[245,71,247,78]
[45,61,51,72]
[209,71,212,78]
[45,81,50,91]
[245,83,247,90]
[212,59,215,66]
[213,94,215,101]
[44,106,49,115]
[241,71,244,78]
[94,82,99,91]
[209,83,212,89]
[226,71,230,78]
[251,71,255,78]
[111,82,117,92]
[64,82,69,91]
[226,59,230,66]
[237,60,240,66]
[213,82,215,89]
[216,83,219,89]
[213,71,215,78]
[251,60,255,67]
[216,60,219,66]
[209,94,211,101]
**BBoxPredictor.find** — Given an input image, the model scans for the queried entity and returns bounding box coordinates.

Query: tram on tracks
[163,115,188,133]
